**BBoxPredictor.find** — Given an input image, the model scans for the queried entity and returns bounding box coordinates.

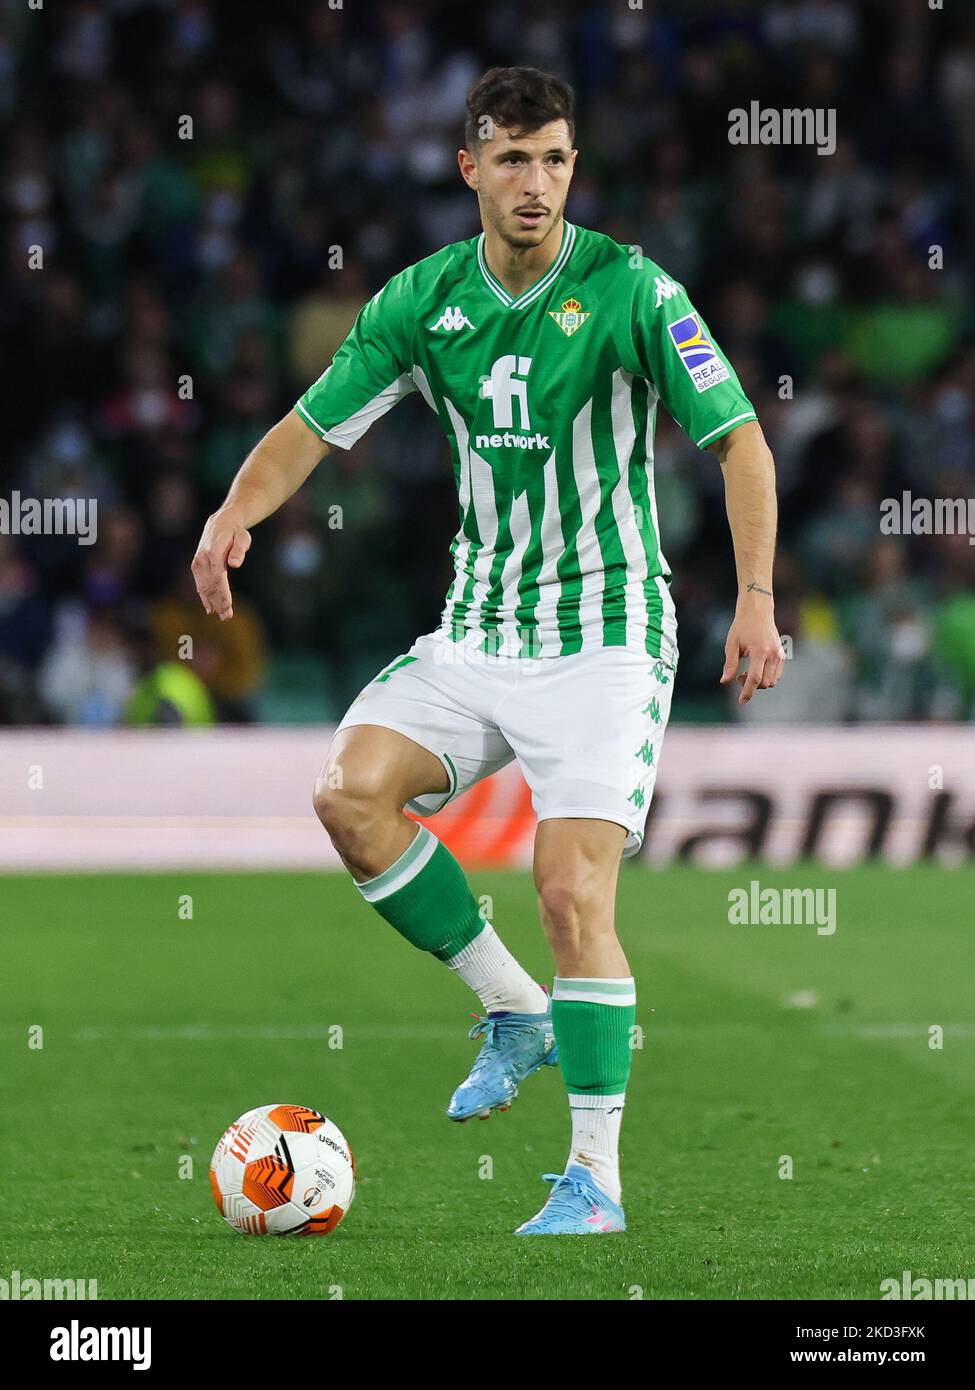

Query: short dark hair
[464,66,575,153]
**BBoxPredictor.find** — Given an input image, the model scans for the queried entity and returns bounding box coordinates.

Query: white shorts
[334,630,677,858]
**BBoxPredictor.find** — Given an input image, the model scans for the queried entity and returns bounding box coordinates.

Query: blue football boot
[446,1007,559,1122]
[514,1163,627,1235]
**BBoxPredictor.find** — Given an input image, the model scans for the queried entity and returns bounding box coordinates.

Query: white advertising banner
[0,726,972,871]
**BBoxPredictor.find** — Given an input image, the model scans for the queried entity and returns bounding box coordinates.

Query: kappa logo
[653,274,681,308]
[430,305,475,331]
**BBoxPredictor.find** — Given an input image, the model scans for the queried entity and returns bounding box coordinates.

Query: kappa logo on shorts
[667,313,731,394]
[642,696,662,723]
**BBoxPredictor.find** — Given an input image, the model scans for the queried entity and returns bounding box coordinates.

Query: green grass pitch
[1,865,971,1300]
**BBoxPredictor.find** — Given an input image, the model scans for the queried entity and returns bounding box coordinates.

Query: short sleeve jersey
[296,222,756,660]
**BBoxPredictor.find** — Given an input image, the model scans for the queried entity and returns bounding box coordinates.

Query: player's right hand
[191,510,252,621]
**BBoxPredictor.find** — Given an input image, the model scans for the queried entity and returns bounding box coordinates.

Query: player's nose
[523,164,545,196]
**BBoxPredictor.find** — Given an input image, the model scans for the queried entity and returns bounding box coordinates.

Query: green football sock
[353,823,485,961]
[551,977,636,1094]
[551,976,636,1204]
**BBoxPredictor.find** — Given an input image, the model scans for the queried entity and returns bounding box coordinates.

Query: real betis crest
[548,296,591,337]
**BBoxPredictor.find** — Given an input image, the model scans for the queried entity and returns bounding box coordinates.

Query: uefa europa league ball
[210,1104,356,1235]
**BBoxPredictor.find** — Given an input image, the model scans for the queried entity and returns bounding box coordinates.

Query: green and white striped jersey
[295,220,756,661]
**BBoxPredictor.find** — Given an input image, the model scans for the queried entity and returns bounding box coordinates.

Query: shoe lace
[466,1012,535,1079]
[538,1171,598,1218]
[467,1013,496,1044]
[466,1014,504,1079]
[468,1009,537,1041]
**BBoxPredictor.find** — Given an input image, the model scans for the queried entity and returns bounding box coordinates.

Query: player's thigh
[325,634,515,816]
[321,723,448,810]
[503,646,677,860]
[532,816,627,912]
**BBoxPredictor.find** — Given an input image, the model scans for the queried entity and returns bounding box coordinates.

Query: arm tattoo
[746,581,773,597]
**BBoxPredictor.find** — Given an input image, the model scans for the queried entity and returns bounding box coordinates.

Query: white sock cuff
[354,823,437,902]
[553,976,635,1007]
[568,1092,626,1111]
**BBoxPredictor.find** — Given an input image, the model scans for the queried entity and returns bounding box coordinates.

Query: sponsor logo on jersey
[476,354,550,449]
[429,305,475,331]
[666,313,731,393]
[473,431,551,450]
[481,354,532,426]
[653,275,681,307]
[547,296,591,337]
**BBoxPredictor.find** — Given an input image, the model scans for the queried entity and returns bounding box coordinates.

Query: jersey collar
[476,219,576,310]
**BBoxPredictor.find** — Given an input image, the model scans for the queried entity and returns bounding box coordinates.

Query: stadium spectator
[148,564,267,721]
[1,0,972,727]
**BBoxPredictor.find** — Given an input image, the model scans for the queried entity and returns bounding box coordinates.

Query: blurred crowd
[1,0,974,726]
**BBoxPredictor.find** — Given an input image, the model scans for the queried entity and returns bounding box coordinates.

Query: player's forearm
[713,421,778,601]
[218,411,330,529]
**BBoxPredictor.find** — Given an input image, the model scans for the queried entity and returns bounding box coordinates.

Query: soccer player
[193,66,783,1235]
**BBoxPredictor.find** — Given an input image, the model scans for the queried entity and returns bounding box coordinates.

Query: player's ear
[458,148,478,190]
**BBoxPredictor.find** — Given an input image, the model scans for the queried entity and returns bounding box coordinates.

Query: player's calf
[528,818,635,1219]
[533,818,627,977]
[313,729,551,1115]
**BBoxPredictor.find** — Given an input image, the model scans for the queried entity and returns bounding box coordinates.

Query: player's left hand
[720,597,785,705]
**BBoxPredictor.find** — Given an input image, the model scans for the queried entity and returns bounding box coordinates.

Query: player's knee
[312,766,387,849]
[536,867,616,969]
[536,876,589,937]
